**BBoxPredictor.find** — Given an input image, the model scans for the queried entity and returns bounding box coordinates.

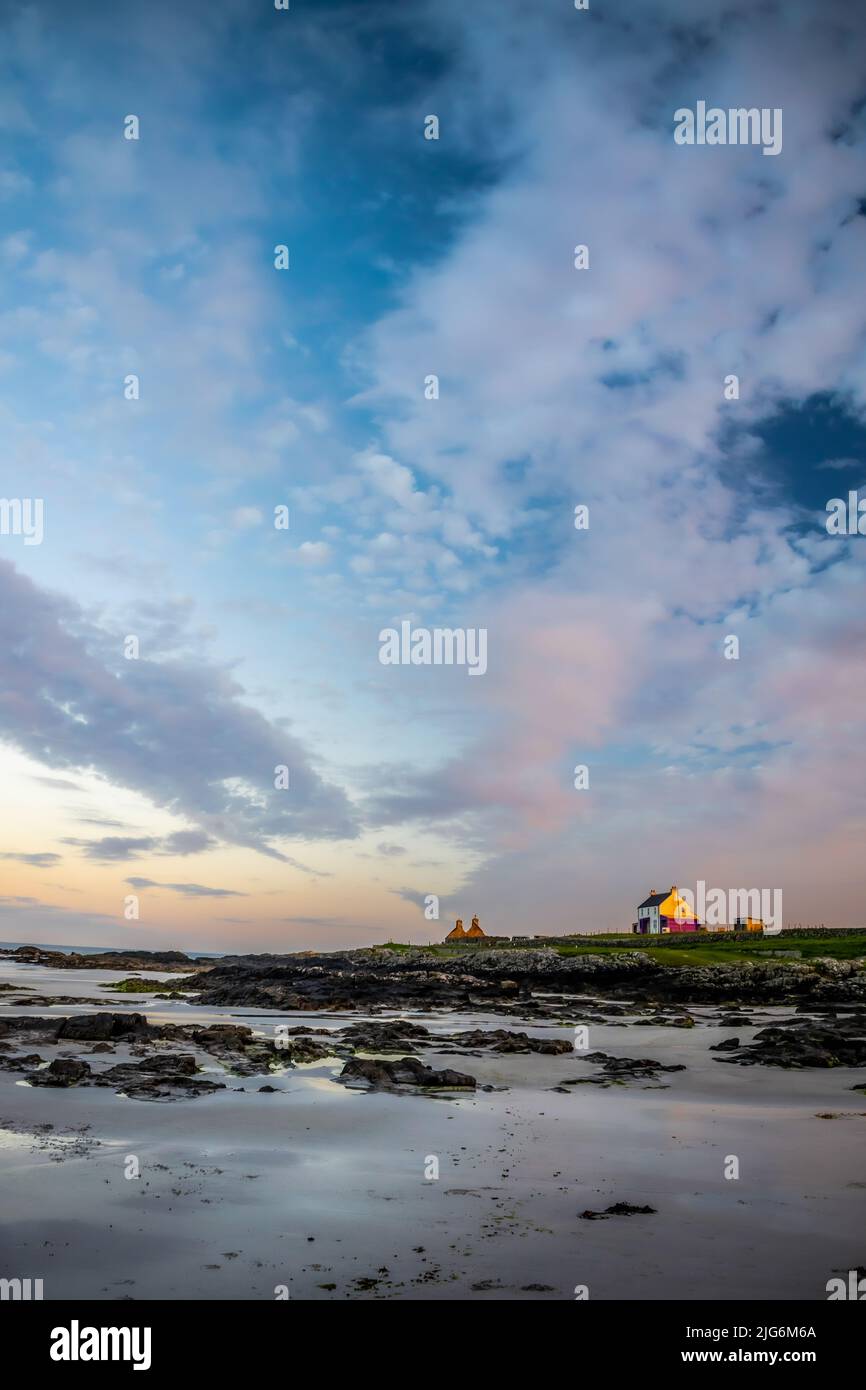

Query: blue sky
[1,0,865,949]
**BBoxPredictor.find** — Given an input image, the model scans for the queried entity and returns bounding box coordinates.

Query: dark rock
[338,1020,572,1056]
[578,1052,685,1077]
[56,1012,147,1041]
[580,1203,657,1220]
[94,1054,222,1101]
[12,996,107,1007]
[31,1057,91,1087]
[22,1049,221,1101]
[715,1019,866,1069]
[339,1020,431,1050]
[447,1029,571,1055]
[189,1024,253,1049]
[339,1056,476,1092]
[183,947,866,1013]
[0,1015,62,1037]
[0,1052,46,1072]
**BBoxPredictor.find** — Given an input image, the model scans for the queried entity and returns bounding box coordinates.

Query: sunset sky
[1,0,865,952]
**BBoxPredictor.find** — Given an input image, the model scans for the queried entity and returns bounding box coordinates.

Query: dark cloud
[0,851,62,868]
[392,888,450,917]
[359,763,475,827]
[64,837,159,861]
[159,830,217,856]
[126,877,245,898]
[62,830,217,861]
[0,560,359,857]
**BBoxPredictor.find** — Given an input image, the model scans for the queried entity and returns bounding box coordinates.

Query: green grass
[376,935,866,967]
[556,936,866,965]
[100,976,160,992]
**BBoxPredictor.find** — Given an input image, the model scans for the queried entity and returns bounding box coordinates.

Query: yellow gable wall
[658,889,696,919]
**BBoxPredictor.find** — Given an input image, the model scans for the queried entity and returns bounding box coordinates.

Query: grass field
[379,934,866,966]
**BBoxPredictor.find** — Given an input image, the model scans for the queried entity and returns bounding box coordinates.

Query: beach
[1,954,865,1301]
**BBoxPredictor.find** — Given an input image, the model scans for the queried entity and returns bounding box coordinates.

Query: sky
[1,0,865,952]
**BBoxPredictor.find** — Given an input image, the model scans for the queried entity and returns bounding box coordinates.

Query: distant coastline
[0,940,223,960]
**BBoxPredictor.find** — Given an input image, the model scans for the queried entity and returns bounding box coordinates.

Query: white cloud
[231,506,264,529]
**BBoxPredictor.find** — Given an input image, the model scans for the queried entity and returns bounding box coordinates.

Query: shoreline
[1,953,865,1299]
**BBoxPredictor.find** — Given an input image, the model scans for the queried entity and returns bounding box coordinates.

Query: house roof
[465,924,486,937]
[445,923,466,940]
[638,892,668,910]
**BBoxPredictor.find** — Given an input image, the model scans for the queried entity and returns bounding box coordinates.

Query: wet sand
[1,958,864,1300]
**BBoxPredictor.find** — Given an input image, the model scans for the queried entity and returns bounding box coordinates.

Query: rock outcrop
[339,1056,476,1092]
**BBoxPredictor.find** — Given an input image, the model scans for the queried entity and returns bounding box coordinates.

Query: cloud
[73,816,131,829]
[343,0,866,932]
[392,887,453,918]
[1,229,30,260]
[283,541,332,565]
[66,822,222,856]
[62,831,216,862]
[0,894,120,936]
[64,837,160,862]
[160,829,217,856]
[3,0,866,941]
[0,851,62,868]
[280,915,366,930]
[125,877,245,899]
[277,856,333,878]
[0,560,359,858]
[231,506,264,529]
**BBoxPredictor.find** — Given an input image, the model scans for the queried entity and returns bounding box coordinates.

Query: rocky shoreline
[0,1007,578,1102]
[2,983,865,1103]
[7,941,866,1009]
[0,945,203,973]
[167,945,866,1013]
